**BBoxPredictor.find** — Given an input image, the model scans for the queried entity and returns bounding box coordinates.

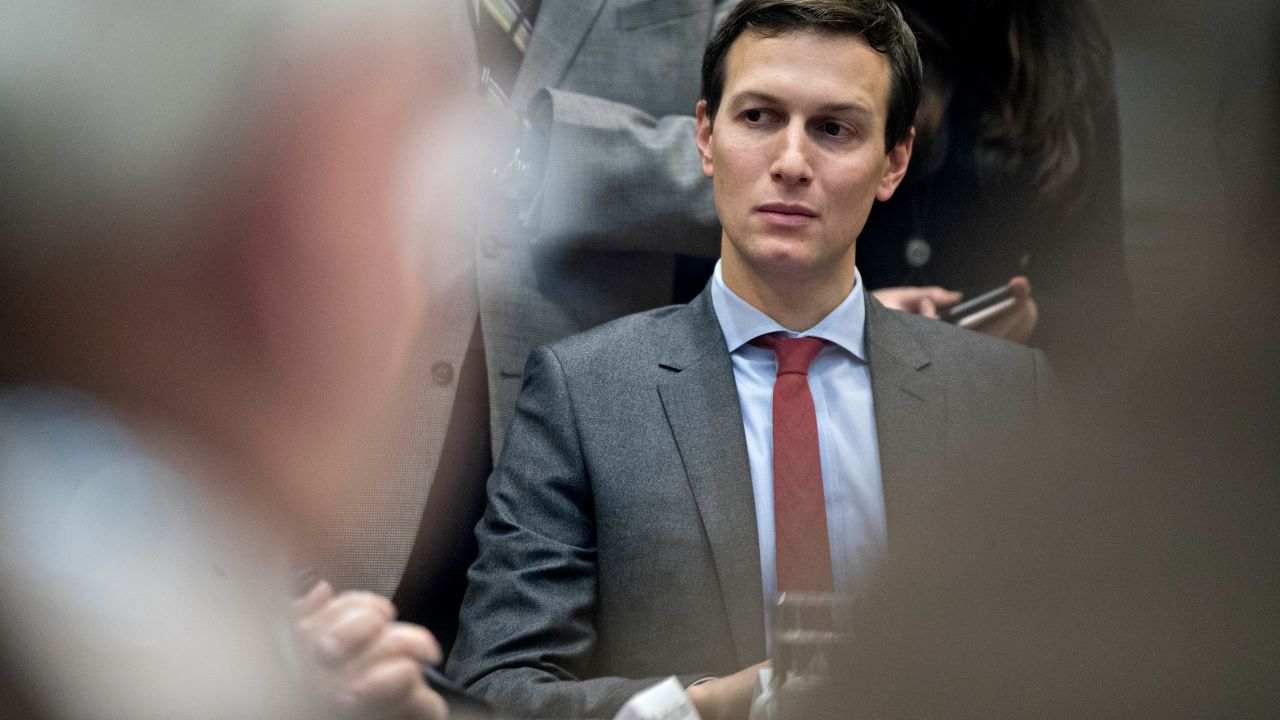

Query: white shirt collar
[709,260,868,362]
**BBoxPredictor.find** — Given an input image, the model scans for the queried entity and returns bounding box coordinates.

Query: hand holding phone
[942,277,1037,344]
[871,285,963,317]
[939,284,1015,325]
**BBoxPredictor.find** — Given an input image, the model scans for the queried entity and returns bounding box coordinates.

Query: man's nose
[770,122,813,186]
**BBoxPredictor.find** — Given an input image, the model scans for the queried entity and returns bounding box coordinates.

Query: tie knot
[751,333,827,375]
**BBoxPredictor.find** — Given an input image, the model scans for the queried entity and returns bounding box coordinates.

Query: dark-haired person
[857,0,1133,392]
[447,1,1059,718]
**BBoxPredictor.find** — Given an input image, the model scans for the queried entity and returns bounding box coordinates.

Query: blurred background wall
[1103,0,1278,338]
[1102,0,1279,493]
[1085,2,1277,711]
[1100,0,1278,529]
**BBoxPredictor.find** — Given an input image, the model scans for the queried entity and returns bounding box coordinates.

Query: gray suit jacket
[447,286,1060,718]
[312,0,738,596]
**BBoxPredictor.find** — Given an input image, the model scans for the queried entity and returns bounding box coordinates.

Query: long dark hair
[903,0,1114,205]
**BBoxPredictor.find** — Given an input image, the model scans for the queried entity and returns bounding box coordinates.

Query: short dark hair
[700,0,922,150]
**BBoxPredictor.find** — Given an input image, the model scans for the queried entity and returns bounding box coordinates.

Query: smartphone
[939,284,1014,325]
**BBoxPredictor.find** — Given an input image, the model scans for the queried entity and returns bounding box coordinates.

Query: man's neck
[720,255,857,333]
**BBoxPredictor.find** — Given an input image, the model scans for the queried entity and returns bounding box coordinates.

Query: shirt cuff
[614,676,703,720]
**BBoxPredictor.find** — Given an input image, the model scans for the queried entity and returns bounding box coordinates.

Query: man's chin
[723,232,855,287]
[746,247,829,281]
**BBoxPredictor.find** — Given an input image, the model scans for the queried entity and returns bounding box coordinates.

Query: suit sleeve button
[431,361,455,385]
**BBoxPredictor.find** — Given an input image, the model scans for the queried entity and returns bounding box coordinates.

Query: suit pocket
[614,0,702,30]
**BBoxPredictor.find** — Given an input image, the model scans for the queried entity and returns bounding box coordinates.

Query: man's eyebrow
[816,101,874,117]
[728,90,786,107]
[728,90,875,117]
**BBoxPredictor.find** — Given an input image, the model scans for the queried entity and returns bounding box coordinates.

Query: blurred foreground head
[1,2,478,718]
[0,0,476,532]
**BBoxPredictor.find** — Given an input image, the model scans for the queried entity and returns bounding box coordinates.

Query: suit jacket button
[431,361,455,385]
[905,236,932,268]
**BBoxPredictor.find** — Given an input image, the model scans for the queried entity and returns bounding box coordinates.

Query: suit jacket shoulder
[449,292,753,719]
[541,301,686,370]
[865,296,1059,409]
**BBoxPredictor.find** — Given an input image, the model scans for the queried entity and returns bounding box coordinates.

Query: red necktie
[752,334,834,593]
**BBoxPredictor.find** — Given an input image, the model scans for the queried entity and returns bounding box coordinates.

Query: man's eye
[745,109,764,123]
[820,121,847,137]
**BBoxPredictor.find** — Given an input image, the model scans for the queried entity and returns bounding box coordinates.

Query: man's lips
[756,202,818,226]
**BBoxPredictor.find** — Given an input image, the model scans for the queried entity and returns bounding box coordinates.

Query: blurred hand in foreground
[294,582,447,720]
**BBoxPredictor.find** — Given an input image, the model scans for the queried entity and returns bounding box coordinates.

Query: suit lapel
[648,290,946,662]
[864,294,947,553]
[511,0,608,107]
[656,291,766,666]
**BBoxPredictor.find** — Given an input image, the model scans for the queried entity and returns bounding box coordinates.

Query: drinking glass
[749,592,854,720]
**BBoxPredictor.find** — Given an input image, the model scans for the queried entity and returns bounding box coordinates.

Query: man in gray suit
[447,0,1060,718]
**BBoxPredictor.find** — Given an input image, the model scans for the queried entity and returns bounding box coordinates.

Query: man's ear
[876,126,915,202]
[695,99,714,178]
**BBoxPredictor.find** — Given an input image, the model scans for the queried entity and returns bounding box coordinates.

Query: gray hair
[0,0,437,267]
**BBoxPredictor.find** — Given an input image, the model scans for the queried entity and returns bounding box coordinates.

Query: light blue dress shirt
[709,262,887,635]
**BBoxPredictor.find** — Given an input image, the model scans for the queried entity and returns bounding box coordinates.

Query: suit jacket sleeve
[446,346,703,719]
[517,0,742,258]
[523,88,720,258]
